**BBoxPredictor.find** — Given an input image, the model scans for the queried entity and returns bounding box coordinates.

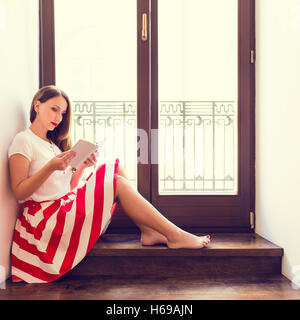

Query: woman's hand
[80,150,99,169]
[49,150,77,171]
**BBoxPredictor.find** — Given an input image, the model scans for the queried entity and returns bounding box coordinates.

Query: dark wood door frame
[39,0,55,87]
[150,0,256,232]
[110,0,152,232]
[39,0,255,233]
[137,0,151,203]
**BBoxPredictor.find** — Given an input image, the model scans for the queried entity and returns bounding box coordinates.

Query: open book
[70,139,103,170]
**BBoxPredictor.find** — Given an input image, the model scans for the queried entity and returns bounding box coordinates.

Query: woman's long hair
[30,85,73,151]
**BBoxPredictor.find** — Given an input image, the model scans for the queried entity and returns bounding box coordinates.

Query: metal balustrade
[71,100,237,195]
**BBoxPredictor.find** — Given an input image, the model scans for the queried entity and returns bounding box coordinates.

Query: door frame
[150,0,256,232]
[39,0,255,233]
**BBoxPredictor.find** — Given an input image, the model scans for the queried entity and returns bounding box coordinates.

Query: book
[69,139,103,170]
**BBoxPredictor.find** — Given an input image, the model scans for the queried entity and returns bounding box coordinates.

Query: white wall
[256,0,300,284]
[0,0,38,280]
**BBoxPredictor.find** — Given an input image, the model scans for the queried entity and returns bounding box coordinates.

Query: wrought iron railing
[72,101,138,185]
[158,101,237,194]
[71,100,237,195]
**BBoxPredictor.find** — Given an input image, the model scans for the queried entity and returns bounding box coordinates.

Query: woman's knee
[115,174,129,197]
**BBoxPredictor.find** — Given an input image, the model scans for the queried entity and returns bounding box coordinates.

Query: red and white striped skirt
[11,159,119,283]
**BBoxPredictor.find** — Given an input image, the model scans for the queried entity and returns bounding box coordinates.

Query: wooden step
[66,233,283,278]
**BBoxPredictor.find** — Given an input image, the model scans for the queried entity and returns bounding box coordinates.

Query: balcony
[72,100,237,195]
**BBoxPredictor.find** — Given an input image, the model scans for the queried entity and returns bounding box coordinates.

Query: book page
[70,139,100,169]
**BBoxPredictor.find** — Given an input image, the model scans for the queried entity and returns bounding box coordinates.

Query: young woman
[8,85,210,283]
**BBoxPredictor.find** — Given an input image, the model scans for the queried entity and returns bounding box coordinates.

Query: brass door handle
[142,13,147,41]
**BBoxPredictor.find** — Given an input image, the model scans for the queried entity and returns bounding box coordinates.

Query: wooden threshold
[89,233,283,257]
[65,233,283,278]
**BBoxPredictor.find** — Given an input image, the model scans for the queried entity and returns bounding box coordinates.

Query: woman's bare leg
[136,223,168,246]
[117,164,168,245]
[115,175,210,249]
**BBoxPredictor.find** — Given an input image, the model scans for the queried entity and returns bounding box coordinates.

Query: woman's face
[34,96,68,131]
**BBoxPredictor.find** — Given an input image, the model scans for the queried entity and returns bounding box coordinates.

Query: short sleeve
[8,132,33,162]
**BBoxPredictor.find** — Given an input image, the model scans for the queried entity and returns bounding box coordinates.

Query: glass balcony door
[157,0,238,196]
[151,0,255,230]
[41,0,255,231]
[55,0,138,187]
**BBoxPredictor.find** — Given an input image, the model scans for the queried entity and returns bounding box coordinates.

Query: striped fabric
[11,159,119,283]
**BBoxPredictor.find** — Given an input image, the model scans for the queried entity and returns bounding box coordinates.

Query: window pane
[158,0,238,195]
[55,0,137,186]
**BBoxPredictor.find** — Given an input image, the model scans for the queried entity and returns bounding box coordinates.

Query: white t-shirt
[8,128,73,203]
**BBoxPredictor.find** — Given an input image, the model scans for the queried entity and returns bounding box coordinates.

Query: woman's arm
[9,154,54,201]
[9,150,76,201]
[70,166,86,191]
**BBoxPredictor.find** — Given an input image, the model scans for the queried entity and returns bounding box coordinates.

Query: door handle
[142,13,147,41]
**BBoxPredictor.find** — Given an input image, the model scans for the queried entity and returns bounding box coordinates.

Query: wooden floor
[1,274,300,300]
[1,233,300,300]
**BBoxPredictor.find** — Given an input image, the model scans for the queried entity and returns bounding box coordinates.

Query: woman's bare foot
[141,230,168,246]
[167,231,210,249]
